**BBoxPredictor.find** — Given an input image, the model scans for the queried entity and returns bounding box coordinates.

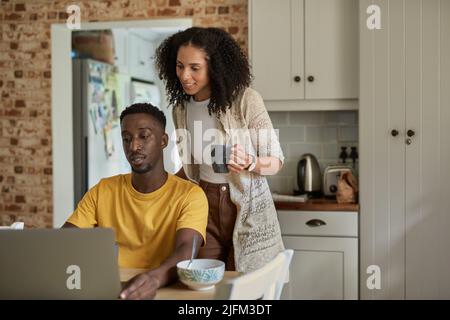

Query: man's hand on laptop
[120,272,161,300]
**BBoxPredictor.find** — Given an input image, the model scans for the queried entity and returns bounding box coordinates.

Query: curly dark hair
[155,27,252,116]
[120,103,166,129]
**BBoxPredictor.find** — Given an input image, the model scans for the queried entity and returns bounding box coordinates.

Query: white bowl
[176,259,225,291]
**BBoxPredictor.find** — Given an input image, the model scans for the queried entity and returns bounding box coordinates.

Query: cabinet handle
[294,76,301,82]
[391,129,399,137]
[306,219,327,227]
[139,60,145,66]
[307,75,315,82]
[407,129,415,137]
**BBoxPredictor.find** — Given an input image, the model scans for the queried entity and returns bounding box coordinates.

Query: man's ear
[161,133,169,149]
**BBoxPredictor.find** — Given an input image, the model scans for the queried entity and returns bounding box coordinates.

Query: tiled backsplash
[267,111,359,194]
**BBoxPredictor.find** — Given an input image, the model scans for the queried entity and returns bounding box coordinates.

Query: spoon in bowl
[187,234,199,269]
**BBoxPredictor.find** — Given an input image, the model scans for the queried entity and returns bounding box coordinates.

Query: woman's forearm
[252,156,282,176]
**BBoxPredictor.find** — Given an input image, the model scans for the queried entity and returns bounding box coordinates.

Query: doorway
[51,19,192,228]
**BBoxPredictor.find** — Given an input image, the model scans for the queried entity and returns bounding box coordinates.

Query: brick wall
[0,0,248,228]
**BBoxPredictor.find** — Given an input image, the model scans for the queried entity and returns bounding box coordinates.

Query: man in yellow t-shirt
[63,103,208,300]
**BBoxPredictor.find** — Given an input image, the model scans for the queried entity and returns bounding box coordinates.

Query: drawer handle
[306,219,327,227]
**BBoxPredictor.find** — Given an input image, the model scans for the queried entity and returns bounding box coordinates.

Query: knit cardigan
[172,87,285,272]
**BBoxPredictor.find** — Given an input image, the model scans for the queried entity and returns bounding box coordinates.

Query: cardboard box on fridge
[72,30,115,65]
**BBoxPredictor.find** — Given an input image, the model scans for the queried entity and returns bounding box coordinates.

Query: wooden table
[120,268,240,300]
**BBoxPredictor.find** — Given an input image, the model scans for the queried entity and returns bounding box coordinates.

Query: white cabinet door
[249,0,358,106]
[142,40,156,82]
[359,0,406,300]
[360,0,450,299]
[128,33,156,82]
[404,0,450,299]
[128,33,144,80]
[305,0,358,99]
[249,0,304,100]
[281,236,358,300]
[111,29,129,74]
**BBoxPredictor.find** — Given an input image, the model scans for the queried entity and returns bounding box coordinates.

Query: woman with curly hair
[155,27,285,272]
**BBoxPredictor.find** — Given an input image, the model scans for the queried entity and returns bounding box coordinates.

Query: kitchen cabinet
[111,30,156,82]
[360,0,450,299]
[111,29,129,74]
[277,210,358,299]
[128,32,156,82]
[249,0,358,111]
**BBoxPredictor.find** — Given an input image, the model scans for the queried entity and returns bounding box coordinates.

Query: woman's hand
[227,144,254,173]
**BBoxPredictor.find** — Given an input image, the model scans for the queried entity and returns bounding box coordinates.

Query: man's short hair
[120,103,166,129]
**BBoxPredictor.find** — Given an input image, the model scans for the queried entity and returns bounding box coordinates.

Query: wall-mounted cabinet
[111,29,129,74]
[128,32,156,83]
[249,0,358,111]
[112,30,156,83]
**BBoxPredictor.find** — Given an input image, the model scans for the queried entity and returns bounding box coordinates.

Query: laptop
[0,228,121,300]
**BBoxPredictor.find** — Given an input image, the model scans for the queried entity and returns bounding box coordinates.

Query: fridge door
[73,59,131,206]
[86,60,131,188]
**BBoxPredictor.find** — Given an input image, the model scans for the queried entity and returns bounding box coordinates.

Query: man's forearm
[146,242,192,288]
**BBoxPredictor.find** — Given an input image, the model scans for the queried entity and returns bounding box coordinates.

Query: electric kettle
[297,153,322,197]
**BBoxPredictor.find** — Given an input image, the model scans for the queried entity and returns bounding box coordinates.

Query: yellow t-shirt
[66,173,208,269]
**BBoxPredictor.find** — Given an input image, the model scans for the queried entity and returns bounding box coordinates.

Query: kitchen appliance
[73,59,131,207]
[73,59,180,207]
[296,153,322,197]
[323,165,354,197]
[73,59,178,207]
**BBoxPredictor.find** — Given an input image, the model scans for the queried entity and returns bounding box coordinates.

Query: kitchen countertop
[274,198,359,212]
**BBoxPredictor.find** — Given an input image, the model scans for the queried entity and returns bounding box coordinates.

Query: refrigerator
[73,59,132,206]
[73,59,179,207]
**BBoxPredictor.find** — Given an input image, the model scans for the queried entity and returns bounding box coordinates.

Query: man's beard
[131,164,153,174]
